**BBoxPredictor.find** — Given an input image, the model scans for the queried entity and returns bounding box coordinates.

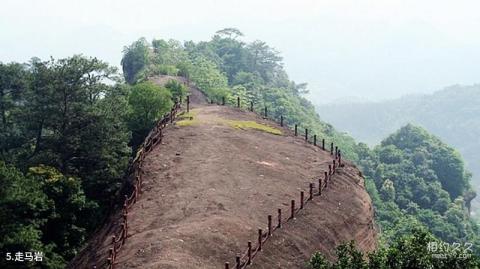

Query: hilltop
[70,83,376,268]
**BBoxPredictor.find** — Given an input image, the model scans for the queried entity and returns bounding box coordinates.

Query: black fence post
[300,191,304,209]
[236,256,240,269]
[277,209,282,228]
[258,229,263,251]
[222,96,225,105]
[268,215,272,236]
[264,106,268,118]
[314,135,317,146]
[305,129,308,141]
[309,183,314,200]
[247,241,252,265]
[322,139,325,150]
[225,262,230,269]
[280,115,284,127]
[186,95,190,112]
[291,200,295,219]
[335,146,338,158]
[237,96,240,108]
[295,124,298,136]
[330,142,334,155]
[250,101,253,112]
[318,178,322,195]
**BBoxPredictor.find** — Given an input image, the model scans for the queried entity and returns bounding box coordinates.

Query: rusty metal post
[247,241,252,264]
[300,191,304,209]
[258,229,263,251]
[109,248,115,268]
[291,200,295,219]
[123,213,128,238]
[280,115,284,127]
[314,135,317,146]
[309,183,314,200]
[318,178,322,195]
[277,208,282,228]
[295,124,298,136]
[268,215,272,236]
[305,129,308,141]
[121,223,126,244]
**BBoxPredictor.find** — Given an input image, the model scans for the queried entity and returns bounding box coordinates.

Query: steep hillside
[317,85,480,214]
[70,84,376,268]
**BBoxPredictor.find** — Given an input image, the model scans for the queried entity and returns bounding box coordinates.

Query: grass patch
[224,120,282,135]
[178,110,197,119]
[176,110,199,126]
[176,119,198,126]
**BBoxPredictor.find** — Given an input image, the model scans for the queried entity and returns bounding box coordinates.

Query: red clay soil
[70,83,376,269]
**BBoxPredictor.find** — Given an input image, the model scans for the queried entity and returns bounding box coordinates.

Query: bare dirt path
[110,104,376,269]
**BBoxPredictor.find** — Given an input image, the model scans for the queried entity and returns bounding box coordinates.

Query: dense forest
[0,57,185,268]
[359,125,479,252]
[1,28,479,268]
[316,85,480,217]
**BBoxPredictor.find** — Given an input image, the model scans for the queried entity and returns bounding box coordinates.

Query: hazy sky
[1,0,479,103]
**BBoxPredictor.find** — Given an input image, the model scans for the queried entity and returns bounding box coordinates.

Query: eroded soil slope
[107,104,376,269]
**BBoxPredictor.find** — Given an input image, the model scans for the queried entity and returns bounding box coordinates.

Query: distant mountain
[317,84,480,214]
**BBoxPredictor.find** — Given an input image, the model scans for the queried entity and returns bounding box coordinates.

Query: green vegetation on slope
[121,28,359,161]
[1,28,478,268]
[309,125,480,267]
[358,125,479,251]
[309,228,480,269]
[0,56,183,268]
[122,29,479,264]
[317,85,480,215]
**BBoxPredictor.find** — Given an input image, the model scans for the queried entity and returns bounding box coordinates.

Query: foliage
[164,79,187,101]
[309,229,480,269]
[121,38,150,84]
[359,124,479,254]
[120,29,359,160]
[126,81,173,148]
[316,84,480,215]
[0,56,131,267]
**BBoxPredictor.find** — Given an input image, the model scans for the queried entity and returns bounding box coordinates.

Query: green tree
[309,229,480,269]
[127,81,173,147]
[121,38,150,84]
[165,79,187,101]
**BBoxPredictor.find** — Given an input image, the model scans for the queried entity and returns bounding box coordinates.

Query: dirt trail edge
[71,79,376,269]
